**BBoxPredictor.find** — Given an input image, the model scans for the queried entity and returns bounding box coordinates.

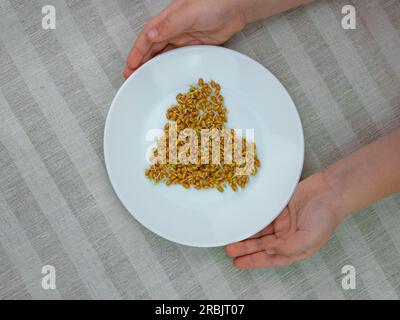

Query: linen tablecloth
[1,0,400,300]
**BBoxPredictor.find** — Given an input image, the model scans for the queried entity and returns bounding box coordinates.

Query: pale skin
[123,0,315,78]
[124,0,400,268]
[226,129,400,268]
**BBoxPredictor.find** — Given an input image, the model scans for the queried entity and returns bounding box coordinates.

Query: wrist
[321,169,351,221]
[235,0,316,25]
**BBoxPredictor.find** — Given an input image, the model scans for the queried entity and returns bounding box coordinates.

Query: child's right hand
[123,0,245,78]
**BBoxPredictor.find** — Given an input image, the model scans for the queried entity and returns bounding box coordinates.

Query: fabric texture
[0,0,400,300]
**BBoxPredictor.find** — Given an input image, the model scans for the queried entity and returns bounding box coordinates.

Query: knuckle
[243,241,252,253]
[249,255,257,267]
[256,238,264,250]
[161,15,173,31]
[261,235,274,248]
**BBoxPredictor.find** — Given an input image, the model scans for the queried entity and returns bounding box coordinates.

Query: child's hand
[225,172,346,269]
[226,128,400,269]
[123,0,245,78]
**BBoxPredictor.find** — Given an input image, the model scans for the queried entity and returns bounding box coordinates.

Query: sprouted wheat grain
[145,79,261,192]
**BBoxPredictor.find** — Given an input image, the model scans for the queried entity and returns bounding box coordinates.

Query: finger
[123,44,180,79]
[263,232,308,257]
[140,41,169,65]
[159,44,177,54]
[142,38,202,66]
[225,225,274,257]
[123,67,134,79]
[168,33,204,47]
[225,237,265,258]
[226,230,309,258]
[248,224,274,239]
[126,25,158,70]
[126,0,195,71]
[225,232,278,257]
[233,251,302,269]
[126,3,175,70]
[147,9,194,43]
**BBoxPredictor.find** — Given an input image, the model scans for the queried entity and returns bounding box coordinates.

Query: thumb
[263,232,309,257]
[147,10,193,43]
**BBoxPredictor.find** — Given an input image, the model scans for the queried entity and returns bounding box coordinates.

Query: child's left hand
[225,172,345,269]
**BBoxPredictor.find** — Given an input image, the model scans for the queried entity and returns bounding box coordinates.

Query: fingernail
[266,249,275,255]
[148,28,158,39]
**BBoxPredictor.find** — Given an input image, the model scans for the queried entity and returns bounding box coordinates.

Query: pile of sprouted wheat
[145,78,261,192]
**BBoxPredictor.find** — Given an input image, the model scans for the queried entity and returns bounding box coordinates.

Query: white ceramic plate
[104,45,304,247]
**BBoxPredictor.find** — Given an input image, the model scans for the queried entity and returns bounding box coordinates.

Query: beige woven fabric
[0,0,399,299]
